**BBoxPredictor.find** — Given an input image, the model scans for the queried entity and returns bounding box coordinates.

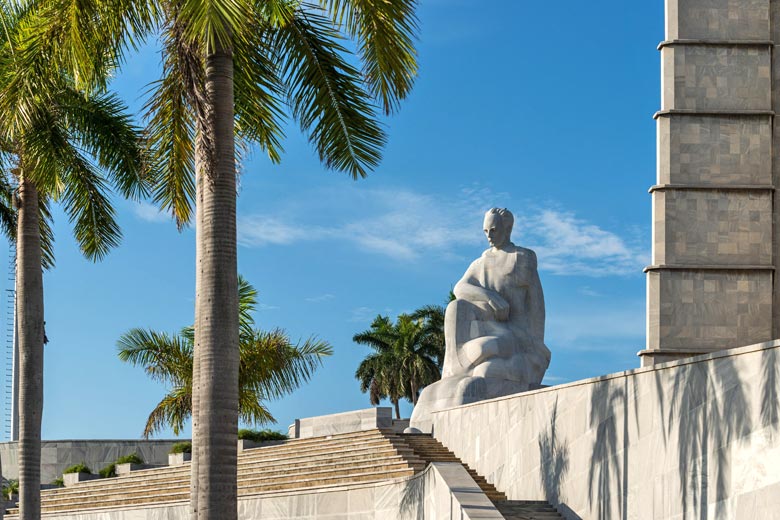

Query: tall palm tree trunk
[190,160,203,520]
[393,399,400,420]
[195,43,239,520]
[1,450,5,520]
[16,175,44,520]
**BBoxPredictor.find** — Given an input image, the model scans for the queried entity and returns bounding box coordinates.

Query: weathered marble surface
[410,209,550,432]
[429,340,780,520]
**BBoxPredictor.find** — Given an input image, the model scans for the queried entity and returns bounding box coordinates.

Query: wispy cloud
[521,210,648,277]
[133,202,169,224]
[305,294,335,303]
[237,186,648,277]
[256,303,279,311]
[578,286,602,297]
[349,306,376,323]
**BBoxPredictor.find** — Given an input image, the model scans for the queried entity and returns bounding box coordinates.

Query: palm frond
[233,19,285,162]
[144,384,191,438]
[59,86,148,200]
[117,328,193,386]
[275,6,384,179]
[320,0,418,114]
[179,0,252,52]
[241,329,332,401]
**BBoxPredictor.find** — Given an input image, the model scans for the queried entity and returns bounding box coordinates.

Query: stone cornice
[658,39,773,50]
[654,109,774,119]
[648,183,775,193]
[644,264,775,273]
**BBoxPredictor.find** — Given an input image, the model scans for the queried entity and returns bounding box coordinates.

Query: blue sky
[1,1,663,440]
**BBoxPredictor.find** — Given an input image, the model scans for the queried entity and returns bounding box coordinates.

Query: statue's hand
[488,294,510,321]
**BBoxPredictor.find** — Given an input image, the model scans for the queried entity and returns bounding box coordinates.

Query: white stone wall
[429,340,780,520]
[0,440,186,484]
[288,407,393,439]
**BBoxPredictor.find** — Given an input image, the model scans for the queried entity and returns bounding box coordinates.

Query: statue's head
[483,208,514,249]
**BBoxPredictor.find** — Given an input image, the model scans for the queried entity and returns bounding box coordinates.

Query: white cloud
[349,306,376,323]
[305,294,335,303]
[133,202,169,224]
[520,209,648,277]
[237,186,648,277]
[578,286,602,297]
[256,303,279,311]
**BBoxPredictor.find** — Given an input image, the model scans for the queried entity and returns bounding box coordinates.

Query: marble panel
[653,190,772,265]
[665,0,769,40]
[647,269,772,350]
[661,46,771,111]
[656,115,771,186]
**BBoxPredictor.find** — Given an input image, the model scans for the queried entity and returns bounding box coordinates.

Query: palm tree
[22,2,418,517]
[117,276,332,437]
[409,304,447,368]
[0,8,147,519]
[354,313,442,418]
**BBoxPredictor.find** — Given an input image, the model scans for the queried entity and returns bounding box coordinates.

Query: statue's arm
[453,260,509,320]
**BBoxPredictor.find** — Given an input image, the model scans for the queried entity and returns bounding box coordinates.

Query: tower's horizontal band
[654,109,774,120]
[648,184,775,193]
[644,264,775,273]
[658,39,773,50]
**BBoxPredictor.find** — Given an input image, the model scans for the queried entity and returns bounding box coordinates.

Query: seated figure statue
[409,208,551,432]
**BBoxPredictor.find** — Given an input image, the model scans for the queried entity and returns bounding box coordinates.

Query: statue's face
[483,213,509,248]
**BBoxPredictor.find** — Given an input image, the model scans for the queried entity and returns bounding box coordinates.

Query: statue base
[409,376,534,433]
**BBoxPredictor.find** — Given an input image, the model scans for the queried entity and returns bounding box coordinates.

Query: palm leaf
[320,0,418,114]
[274,6,384,179]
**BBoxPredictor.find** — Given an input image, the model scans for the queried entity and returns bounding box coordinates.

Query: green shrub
[2,479,18,500]
[99,453,145,478]
[51,477,64,487]
[99,463,117,478]
[63,463,92,475]
[169,441,192,454]
[237,429,287,442]
[115,453,144,465]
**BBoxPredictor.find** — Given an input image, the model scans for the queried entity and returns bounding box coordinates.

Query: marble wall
[0,440,185,484]
[429,340,780,520]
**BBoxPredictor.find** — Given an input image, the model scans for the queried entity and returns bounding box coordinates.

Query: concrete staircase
[4,430,566,519]
[4,429,425,517]
[399,433,564,520]
[494,500,567,520]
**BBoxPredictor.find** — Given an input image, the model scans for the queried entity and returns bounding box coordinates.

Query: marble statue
[409,208,551,432]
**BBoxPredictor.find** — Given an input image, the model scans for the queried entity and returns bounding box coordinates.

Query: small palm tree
[118,277,332,437]
[354,313,442,419]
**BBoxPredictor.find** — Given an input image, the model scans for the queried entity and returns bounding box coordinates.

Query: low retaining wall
[23,462,499,519]
[288,407,393,439]
[430,340,780,519]
[0,439,187,484]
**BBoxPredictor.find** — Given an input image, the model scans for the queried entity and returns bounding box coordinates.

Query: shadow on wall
[585,349,780,520]
[538,398,569,504]
[400,472,424,520]
[539,399,582,519]
[587,376,638,520]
